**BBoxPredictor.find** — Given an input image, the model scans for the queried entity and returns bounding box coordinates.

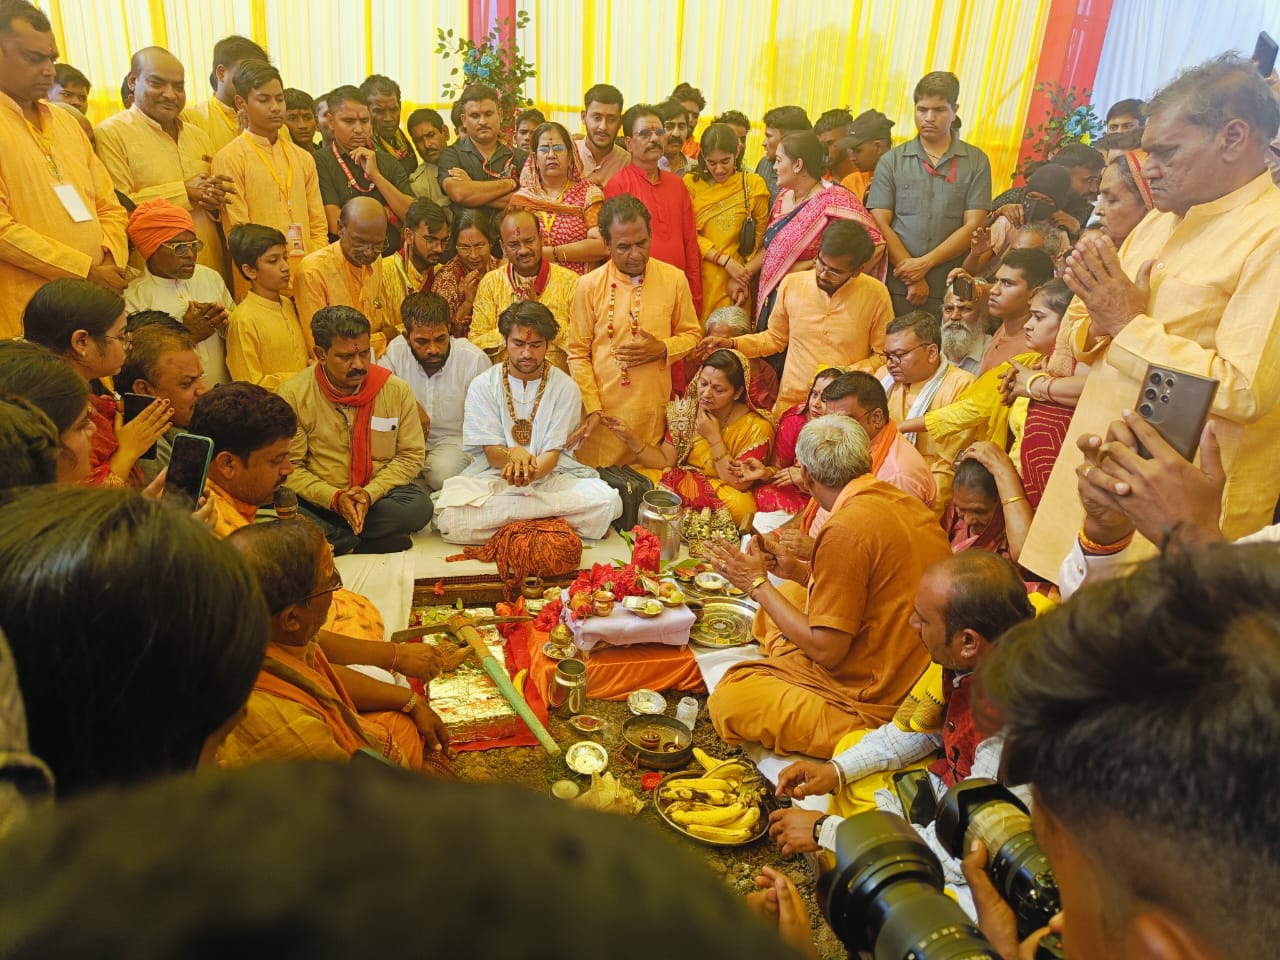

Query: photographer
[967,542,1280,958]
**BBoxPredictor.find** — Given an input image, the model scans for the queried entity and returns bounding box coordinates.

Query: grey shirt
[866,136,992,302]
[755,155,779,205]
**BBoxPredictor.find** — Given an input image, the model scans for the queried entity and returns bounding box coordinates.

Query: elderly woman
[21,280,172,489]
[1093,151,1153,247]
[506,121,606,275]
[685,123,770,319]
[683,305,778,410]
[734,130,885,327]
[432,209,504,338]
[602,349,775,530]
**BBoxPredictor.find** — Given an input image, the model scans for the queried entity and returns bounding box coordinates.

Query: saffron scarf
[315,362,392,488]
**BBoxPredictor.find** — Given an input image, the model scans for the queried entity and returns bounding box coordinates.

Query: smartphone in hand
[163,433,214,506]
[121,392,161,459]
[1254,31,1278,78]
[1134,365,1219,460]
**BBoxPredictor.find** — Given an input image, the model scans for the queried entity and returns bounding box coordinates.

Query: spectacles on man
[300,568,343,603]
[159,239,205,257]
[535,143,568,155]
[880,343,927,365]
[814,255,854,279]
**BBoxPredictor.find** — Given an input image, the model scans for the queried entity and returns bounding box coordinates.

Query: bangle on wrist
[748,574,769,598]
[401,691,420,714]
[1078,528,1135,556]
[829,759,847,791]
[1001,494,1027,506]
[390,644,402,673]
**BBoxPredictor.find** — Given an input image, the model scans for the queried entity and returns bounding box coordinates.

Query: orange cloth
[126,198,195,258]
[93,104,225,276]
[0,92,129,338]
[840,169,874,203]
[709,475,952,757]
[566,259,703,467]
[527,629,705,703]
[733,270,893,413]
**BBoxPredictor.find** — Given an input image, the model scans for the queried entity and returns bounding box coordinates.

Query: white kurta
[434,363,621,543]
[123,264,235,384]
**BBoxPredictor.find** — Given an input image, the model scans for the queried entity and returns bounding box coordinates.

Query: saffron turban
[127,199,196,259]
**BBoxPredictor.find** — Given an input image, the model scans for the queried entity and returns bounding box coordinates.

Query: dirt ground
[454,691,848,959]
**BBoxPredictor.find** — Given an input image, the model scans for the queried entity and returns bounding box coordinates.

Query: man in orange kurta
[704,414,952,758]
[566,194,702,468]
[94,48,230,278]
[219,518,452,775]
[0,4,129,337]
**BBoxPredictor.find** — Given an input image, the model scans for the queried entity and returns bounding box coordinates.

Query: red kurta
[604,164,703,315]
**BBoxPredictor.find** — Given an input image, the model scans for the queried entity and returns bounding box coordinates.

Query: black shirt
[435,137,527,220]
[316,144,414,256]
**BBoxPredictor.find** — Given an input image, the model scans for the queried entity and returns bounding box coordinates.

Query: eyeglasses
[413,230,448,248]
[535,144,568,155]
[159,239,205,257]
[300,568,343,603]
[102,333,133,350]
[814,255,855,279]
[632,128,666,140]
[881,343,927,365]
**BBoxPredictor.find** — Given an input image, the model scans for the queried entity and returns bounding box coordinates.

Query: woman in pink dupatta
[733,131,885,330]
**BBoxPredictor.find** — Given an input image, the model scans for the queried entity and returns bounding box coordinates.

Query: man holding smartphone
[1021,56,1280,581]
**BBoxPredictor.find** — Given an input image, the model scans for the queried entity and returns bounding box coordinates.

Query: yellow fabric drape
[40,0,1050,188]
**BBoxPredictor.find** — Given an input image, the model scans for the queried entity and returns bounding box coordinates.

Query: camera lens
[1143,388,1158,400]
[819,812,1000,959]
[1139,403,1153,417]
[1149,372,1163,385]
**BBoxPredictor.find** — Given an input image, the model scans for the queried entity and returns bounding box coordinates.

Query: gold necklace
[501,361,549,447]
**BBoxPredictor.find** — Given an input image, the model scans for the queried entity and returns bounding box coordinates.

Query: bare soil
[454,692,847,959]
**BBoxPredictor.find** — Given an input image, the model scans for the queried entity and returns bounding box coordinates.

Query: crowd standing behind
[4,0,1280,954]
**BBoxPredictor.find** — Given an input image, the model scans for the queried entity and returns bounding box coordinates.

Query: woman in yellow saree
[601,349,774,529]
[685,124,770,321]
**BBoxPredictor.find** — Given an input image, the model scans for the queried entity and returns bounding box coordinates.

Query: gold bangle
[400,692,420,714]
[1001,494,1027,506]
[748,574,769,598]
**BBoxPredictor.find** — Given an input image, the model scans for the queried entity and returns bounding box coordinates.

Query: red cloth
[1019,399,1074,509]
[314,363,391,489]
[604,164,704,315]
[81,391,141,489]
[929,671,980,788]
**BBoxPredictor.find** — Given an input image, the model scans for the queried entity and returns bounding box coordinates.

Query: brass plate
[688,597,756,649]
[653,767,769,848]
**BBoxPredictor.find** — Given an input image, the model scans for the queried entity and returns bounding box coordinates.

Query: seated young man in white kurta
[435,301,621,544]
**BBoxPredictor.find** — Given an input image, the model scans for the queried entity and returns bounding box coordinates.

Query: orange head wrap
[127,199,196,259]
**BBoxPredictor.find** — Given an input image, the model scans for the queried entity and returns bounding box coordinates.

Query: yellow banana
[686,822,756,843]
[721,805,761,831]
[660,777,735,792]
[692,746,720,772]
[670,801,747,826]
[659,787,735,805]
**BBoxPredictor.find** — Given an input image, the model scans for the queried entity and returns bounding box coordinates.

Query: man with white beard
[939,287,989,376]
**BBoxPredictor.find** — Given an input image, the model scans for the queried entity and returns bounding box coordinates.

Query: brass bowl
[619,714,693,770]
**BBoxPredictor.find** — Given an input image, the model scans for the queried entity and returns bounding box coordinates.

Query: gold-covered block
[411,606,520,744]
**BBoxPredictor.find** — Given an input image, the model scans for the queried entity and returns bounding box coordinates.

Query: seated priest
[704,414,952,757]
[278,306,432,555]
[221,518,454,777]
[188,381,442,683]
[434,301,621,544]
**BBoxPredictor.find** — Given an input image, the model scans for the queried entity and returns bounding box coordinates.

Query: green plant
[1017,81,1104,181]
[434,13,536,126]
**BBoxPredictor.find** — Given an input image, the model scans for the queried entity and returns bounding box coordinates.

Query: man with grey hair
[704,415,952,757]
[1022,54,1280,582]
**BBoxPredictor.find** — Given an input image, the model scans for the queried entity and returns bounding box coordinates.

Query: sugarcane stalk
[455,621,560,756]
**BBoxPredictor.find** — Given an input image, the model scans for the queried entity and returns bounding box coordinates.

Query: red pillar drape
[1014,0,1115,181]
[469,0,517,43]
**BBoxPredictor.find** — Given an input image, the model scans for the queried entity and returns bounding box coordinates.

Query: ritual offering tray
[622,595,664,618]
[653,759,770,847]
[627,688,666,715]
[413,606,522,744]
[688,597,756,649]
[619,714,693,770]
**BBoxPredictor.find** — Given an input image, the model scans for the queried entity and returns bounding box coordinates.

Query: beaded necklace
[501,361,549,447]
[606,267,643,387]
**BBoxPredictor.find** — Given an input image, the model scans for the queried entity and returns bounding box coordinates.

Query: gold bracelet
[1001,494,1027,506]
[390,644,402,673]
[748,574,769,598]
[400,692,420,714]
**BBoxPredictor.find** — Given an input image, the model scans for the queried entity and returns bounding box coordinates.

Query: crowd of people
[2,0,1280,955]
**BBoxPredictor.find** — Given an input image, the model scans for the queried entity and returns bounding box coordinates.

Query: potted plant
[1016,81,1104,183]
[435,12,536,137]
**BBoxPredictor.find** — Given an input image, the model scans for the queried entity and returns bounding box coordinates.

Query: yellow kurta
[922,352,1042,464]
[206,481,385,642]
[685,171,770,321]
[226,290,311,391]
[0,93,128,338]
[470,260,579,350]
[734,270,892,414]
[878,362,976,511]
[1021,172,1280,581]
[94,105,224,276]
[182,98,294,156]
[211,130,327,299]
[293,242,405,357]
[567,259,703,467]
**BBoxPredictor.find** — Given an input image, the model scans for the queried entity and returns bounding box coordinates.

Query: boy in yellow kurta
[226,224,310,390]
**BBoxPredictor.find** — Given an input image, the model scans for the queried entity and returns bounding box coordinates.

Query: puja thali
[687,597,756,649]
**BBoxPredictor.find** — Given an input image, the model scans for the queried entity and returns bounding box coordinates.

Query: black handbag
[596,464,654,532]
[737,172,757,256]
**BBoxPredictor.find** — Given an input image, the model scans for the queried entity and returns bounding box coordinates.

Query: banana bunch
[660,750,766,844]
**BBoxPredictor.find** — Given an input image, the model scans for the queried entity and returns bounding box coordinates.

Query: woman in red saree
[20,279,172,489]
[733,131,886,330]
[602,349,775,530]
[506,121,606,276]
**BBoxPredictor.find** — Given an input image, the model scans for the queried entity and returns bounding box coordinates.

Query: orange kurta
[211,130,327,298]
[566,259,703,467]
[207,481,385,642]
[182,98,294,155]
[733,270,893,414]
[292,241,405,356]
[708,475,952,757]
[0,93,128,338]
[94,105,225,276]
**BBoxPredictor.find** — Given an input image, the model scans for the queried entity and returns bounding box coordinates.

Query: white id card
[53,183,93,223]
[370,416,399,432]
[286,222,305,254]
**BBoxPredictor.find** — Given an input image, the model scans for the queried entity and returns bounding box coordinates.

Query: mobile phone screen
[163,433,214,505]
[121,393,160,459]
[1255,31,1278,77]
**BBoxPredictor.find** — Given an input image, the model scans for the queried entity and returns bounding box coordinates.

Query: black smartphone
[1134,365,1219,460]
[951,275,974,300]
[892,769,939,828]
[121,392,160,459]
[162,433,214,506]
[1254,31,1278,78]
[1023,197,1056,223]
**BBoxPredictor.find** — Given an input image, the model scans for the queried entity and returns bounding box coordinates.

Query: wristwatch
[813,815,829,844]
[748,574,769,598]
